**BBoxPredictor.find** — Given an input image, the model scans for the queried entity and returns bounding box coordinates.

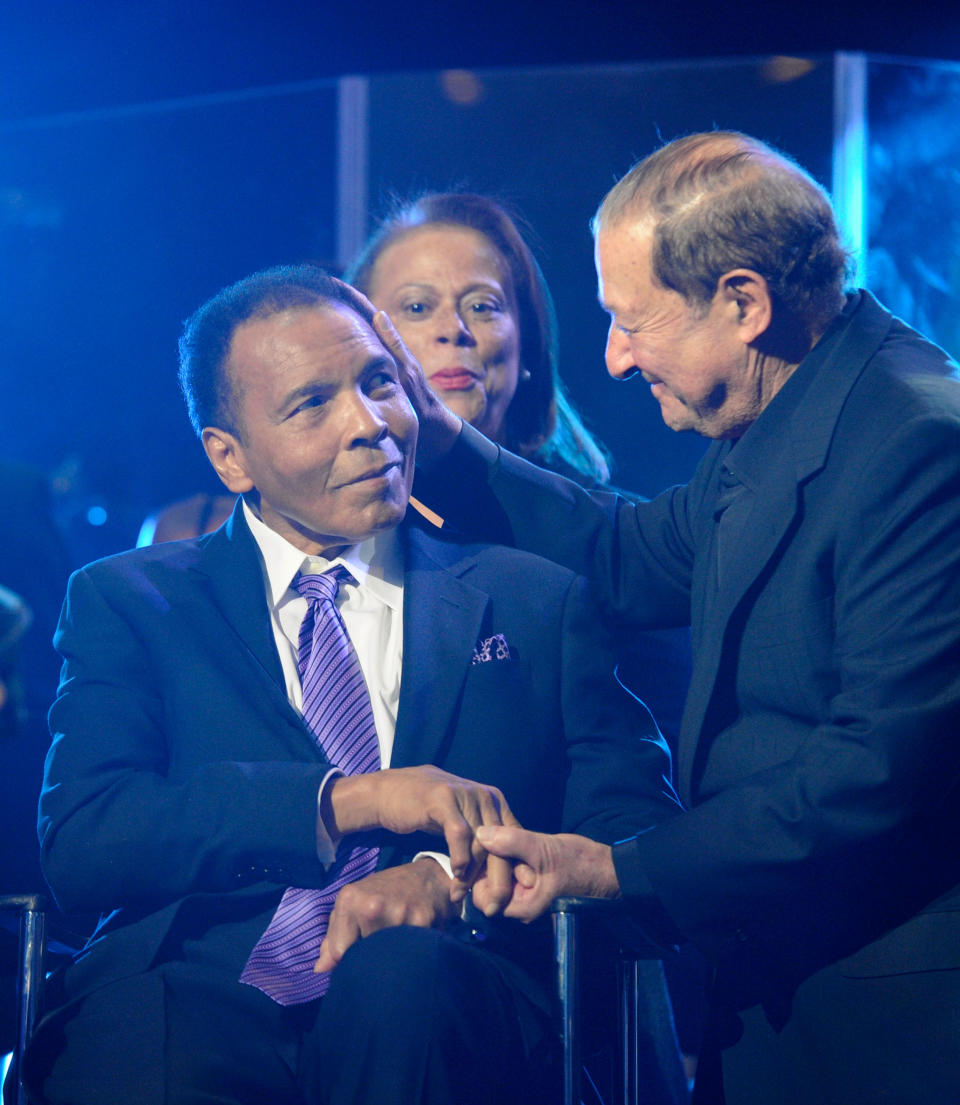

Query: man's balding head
[594,131,849,336]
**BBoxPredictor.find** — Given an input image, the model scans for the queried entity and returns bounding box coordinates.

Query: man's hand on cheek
[372,310,463,465]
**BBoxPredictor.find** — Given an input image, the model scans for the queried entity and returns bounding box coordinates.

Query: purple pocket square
[471,633,512,665]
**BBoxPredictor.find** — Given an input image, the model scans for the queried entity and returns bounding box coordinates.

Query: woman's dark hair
[348,193,610,484]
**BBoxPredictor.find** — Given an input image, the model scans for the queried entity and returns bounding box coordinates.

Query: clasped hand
[316,773,620,973]
[471,827,621,922]
[315,764,520,973]
[326,764,519,897]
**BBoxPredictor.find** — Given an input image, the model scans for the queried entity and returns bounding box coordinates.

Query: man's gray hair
[594,131,850,332]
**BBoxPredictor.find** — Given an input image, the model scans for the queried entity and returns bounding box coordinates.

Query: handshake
[315,764,621,974]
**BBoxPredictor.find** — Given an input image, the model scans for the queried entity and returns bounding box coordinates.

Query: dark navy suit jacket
[416,292,960,1102]
[36,502,680,1023]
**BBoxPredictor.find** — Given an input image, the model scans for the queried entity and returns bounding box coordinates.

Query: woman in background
[348,193,692,750]
[348,192,612,489]
[350,194,704,1088]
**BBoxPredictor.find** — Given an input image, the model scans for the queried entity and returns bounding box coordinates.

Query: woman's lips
[429,367,480,391]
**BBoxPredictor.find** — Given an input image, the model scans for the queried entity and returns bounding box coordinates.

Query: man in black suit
[403,132,960,1105]
[24,267,680,1105]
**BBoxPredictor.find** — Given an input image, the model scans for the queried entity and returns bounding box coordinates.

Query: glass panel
[866,57,960,359]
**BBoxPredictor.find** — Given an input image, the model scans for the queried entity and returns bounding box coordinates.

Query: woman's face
[366,225,522,443]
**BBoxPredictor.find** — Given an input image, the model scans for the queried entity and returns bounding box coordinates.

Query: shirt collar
[241,499,403,612]
[723,294,858,492]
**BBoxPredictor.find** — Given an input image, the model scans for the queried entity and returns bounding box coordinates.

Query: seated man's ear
[202,427,255,494]
[717,269,773,344]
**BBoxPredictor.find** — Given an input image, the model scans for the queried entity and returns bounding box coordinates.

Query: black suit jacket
[37,503,679,1019]
[416,292,960,1101]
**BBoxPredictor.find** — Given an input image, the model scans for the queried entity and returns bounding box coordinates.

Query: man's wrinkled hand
[327,765,519,883]
[314,859,455,974]
[472,827,621,922]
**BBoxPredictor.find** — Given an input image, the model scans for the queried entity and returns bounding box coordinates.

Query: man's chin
[285,498,409,555]
[659,406,696,434]
[351,495,410,540]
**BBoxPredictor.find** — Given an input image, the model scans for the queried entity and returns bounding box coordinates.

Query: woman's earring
[519,368,532,382]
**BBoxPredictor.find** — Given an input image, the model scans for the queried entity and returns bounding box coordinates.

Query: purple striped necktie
[240,566,381,1005]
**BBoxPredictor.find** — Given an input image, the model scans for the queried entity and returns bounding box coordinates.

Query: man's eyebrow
[392,279,505,296]
[391,281,433,293]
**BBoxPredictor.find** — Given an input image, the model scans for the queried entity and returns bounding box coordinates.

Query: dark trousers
[693,958,960,1105]
[25,925,558,1105]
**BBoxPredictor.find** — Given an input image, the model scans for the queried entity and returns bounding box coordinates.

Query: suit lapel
[391,522,490,769]
[192,505,491,770]
[718,291,893,616]
[193,502,285,683]
[679,293,894,798]
[190,501,316,756]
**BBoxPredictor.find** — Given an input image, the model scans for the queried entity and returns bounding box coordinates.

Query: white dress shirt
[243,501,404,862]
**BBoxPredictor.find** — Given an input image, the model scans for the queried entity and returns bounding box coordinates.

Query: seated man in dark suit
[22,266,681,1105]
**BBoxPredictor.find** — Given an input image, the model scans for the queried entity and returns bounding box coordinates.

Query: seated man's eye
[367,371,397,393]
[289,395,327,417]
